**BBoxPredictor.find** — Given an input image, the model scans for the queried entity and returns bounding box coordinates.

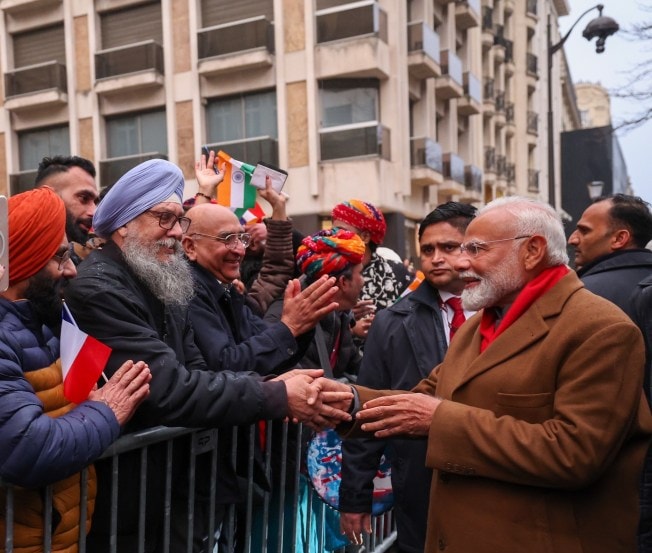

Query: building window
[106,110,167,159]
[319,79,389,161]
[13,24,65,68]
[205,90,278,164]
[19,126,70,172]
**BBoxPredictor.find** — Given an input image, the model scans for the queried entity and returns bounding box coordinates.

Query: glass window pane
[18,126,70,171]
[140,111,168,155]
[321,83,378,127]
[107,117,139,157]
[207,97,244,142]
[244,91,277,138]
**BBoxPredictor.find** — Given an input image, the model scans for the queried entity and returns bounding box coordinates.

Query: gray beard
[122,236,194,307]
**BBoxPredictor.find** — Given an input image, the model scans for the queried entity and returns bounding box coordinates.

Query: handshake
[272,369,355,430]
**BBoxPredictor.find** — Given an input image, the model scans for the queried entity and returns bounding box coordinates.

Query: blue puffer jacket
[0,297,119,488]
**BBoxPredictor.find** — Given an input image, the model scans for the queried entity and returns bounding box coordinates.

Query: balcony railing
[9,170,38,194]
[504,39,514,62]
[320,122,390,161]
[205,136,279,167]
[484,78,495,101]
[95,40,164,80]
[316,1,388,44]
[198,16,274,59]
[526,0,538,17]
[484,146,496,172]
[443,152,465,185]
[463,72,482,104]
[464,164,482,193]
[526,52,538,76]
[4,61,67,98]
[441,49,463,86]
[528,168,540,192]
[506,102,515,123]
[527,111,538,134]
[99,152,168,189]
[407,21,440,63]
[410,137,443,173]
[482,6,493,31]
[494,24,505,42]
[495,90,505,112]
[507,162,516,183]
[496,154,507,177]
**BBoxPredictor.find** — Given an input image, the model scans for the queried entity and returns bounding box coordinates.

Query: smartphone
[201,145,210,159]
[0,196,8,292]
[251,161,289,192]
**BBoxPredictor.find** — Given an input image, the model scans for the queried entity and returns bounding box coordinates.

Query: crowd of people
[1,152,652,553]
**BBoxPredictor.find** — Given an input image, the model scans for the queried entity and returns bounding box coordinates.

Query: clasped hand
[273,370,354,430]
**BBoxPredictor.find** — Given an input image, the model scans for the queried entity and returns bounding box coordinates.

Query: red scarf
[479,265,569,352]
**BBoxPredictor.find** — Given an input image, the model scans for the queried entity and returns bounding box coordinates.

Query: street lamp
[547,4,619,210]
[587,180,604,200]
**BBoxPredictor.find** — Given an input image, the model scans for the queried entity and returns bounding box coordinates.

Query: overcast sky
[560,0,652,204]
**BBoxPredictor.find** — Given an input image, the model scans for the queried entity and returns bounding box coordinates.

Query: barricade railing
[1,422,396,553]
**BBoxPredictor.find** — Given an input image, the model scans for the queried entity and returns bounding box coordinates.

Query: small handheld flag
[216,151,257,210]
[60,303,111,404]
[395,270,425,302]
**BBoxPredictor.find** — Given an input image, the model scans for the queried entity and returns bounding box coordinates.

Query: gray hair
[478,196,569,266]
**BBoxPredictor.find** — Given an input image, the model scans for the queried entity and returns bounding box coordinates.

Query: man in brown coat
[330,196,652,552]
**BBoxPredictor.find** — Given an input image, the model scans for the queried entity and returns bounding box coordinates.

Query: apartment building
[0,0,577,257]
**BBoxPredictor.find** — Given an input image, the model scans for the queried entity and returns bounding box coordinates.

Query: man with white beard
[326,196,652,553]
[64,159,352,553]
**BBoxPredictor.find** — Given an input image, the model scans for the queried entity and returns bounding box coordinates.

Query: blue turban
[92,159,185,238]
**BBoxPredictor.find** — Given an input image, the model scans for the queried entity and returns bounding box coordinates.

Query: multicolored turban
[331,199,387,245]
[8,187,66,286]
[296,228,365,282]
[92,159,185,238]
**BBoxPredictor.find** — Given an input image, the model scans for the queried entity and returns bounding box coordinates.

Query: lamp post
[546,4,618,210]
[587,180,604,200]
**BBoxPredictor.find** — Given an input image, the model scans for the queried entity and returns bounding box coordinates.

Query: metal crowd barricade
[1,422,396,553]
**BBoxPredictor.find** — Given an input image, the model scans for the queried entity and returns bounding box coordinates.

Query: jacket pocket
[496,392,554,423]
[497,392,553,408]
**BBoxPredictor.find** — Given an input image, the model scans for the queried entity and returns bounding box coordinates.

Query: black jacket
[188,261,310,376]
[339,281,449,553]
[577,249,652,319]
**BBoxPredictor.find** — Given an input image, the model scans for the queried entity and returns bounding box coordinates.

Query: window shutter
[13,24,65,68]
[101,1,163,49]
[201,0,273,28]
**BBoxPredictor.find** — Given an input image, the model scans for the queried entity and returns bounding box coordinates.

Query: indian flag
[216,150,257,210]
[235,202,267,225]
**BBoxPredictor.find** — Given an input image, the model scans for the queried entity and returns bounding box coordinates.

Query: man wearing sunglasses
[64,159,352,553]
[323,196,652,553]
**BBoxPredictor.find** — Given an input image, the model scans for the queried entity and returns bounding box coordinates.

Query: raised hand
[195,149,225,201]
[89,360,151,426]
[280,276,339,336]
[356,393,441,438]
[259,175,288,220]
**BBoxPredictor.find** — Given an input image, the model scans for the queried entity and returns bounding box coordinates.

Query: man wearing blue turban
[63,158,350,553]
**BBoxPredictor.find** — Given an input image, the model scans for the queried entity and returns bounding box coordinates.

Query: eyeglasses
[147,210,191,233]
[191,232,252,250]
[52,245,73,271]
[459,235,532,257]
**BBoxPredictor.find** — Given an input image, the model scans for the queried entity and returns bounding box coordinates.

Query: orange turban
[9,187,66,286]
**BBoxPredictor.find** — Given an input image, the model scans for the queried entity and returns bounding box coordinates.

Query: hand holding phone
[251,162,288,193]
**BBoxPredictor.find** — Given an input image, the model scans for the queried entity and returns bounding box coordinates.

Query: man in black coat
[568,193,652,319]
[569,193,652,552]
[64,159,351,553]
[339,202,476,552]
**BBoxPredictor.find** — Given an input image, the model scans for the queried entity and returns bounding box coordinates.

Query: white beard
[122,234,194,307]
[460,248,525,311]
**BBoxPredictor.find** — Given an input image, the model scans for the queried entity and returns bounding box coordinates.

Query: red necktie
[446,297,466,340]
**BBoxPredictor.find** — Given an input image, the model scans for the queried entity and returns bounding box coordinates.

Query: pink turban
[331,199,387,245]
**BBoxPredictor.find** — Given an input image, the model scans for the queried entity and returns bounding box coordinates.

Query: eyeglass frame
[459,235,532,257]
[190,232,252,250]
[52,244,73,271]
[146,210,191,233]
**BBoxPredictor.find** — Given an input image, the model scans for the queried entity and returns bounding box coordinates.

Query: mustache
[458,271,480,280]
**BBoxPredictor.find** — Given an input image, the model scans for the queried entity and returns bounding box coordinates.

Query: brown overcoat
[353,272,652,552]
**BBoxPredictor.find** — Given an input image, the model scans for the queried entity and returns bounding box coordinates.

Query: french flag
[60,303,111,404]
